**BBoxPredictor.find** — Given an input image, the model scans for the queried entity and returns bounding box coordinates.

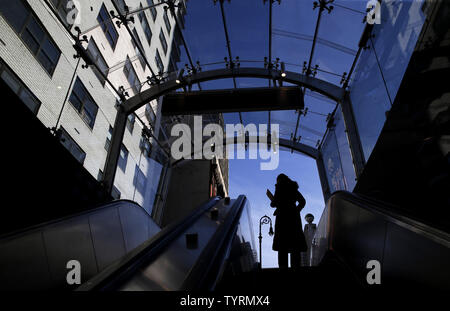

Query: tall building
[0,0,228,224]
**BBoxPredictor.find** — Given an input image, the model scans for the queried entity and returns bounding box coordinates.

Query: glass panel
[83,98,98,128]
[321,130,345,193]
[41,38,60,64]
[334,106,356,191]
[349,0,427,161]
[19,88,40,114]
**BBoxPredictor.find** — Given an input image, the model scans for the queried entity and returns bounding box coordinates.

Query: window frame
[86,38,109,86]
[163,9,171,34]
[59,127,87,165]
[0,59,41,114]
[146,0,157,21]
[138,5,153,46]
[97,3,119,50]
[118,144,129,172]
[123,56,142,95]
[68,77,99,129]
[155,48,164,74]
[159,29,168,55]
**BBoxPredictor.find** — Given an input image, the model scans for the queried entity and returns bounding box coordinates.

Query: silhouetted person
[269,174,307,269]
[302,214,316,267]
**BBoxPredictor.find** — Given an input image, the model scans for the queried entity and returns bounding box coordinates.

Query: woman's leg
[278,251,288,269]
[291,250,301,269]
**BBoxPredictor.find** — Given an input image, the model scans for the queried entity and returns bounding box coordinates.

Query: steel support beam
[102,108,128,194]
[122,67,345,114]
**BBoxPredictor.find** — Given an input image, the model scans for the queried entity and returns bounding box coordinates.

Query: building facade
[0,0,217,221]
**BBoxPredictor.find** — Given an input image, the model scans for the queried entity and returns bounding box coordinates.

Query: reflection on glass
[350,0,426,160]
[321,130,345,193]
[334,106,356,191]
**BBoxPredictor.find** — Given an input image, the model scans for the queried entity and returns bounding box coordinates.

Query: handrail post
[259,215,274,269]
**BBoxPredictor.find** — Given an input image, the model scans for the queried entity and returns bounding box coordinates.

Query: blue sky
[227,150,324,268]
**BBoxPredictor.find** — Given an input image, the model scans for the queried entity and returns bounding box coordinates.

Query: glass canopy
[75,0,368,150]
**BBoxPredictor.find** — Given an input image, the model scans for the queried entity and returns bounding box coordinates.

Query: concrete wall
[161,160,211,227]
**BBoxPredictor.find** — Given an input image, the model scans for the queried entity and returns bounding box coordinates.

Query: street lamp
[259,215,274,269]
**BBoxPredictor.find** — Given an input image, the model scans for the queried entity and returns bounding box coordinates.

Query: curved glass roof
[74,0,368,150]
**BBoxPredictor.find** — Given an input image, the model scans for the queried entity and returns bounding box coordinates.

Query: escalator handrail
[76,196,222,291]
[180,195,248,291]
[331,191,450,247]
[0,199,150,240]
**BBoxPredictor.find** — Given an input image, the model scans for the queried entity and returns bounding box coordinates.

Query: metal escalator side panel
[312,191,450,289]
[0,200,159,290]
[77,196,222,291]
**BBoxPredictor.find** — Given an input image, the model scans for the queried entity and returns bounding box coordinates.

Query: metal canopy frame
[103,66,346,193]
[122,67,345,113]
[99,0,368,197]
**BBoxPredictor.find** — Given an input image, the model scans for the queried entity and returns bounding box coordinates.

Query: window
[112,186,121,200]
[133,165,147,195]
[159,29,168,55]
[127,114,135,134]
[105,126,113,151]
[138,5,152,45]
[163,10,171,34]
[132,28,146,70]
[86,38,109,85]
[140,136,151,157]
[0,61,40,114]
[97,170,104,181]
[0,0,61,75]
[97,4,119,49]
[146,0,157,21]
[118,144,128,172]
[155,49,164,74]
[69,78,99,128]
[59,128,86,164]
[145,104,156,126]
[50,0,78,29]
[123,56,141,95]
[114,0,127,14]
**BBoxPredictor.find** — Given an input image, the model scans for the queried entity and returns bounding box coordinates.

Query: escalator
[77,191,449,291]
[0,195,256,291]
[77,195,255,291]
[0,191,448,291]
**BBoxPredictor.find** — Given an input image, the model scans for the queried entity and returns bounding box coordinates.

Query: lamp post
[259,215,274,269]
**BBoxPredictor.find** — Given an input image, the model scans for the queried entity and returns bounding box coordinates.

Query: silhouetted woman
[270,174,307,269]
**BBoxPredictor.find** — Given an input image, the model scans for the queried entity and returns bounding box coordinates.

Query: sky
[227,149,325,268]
